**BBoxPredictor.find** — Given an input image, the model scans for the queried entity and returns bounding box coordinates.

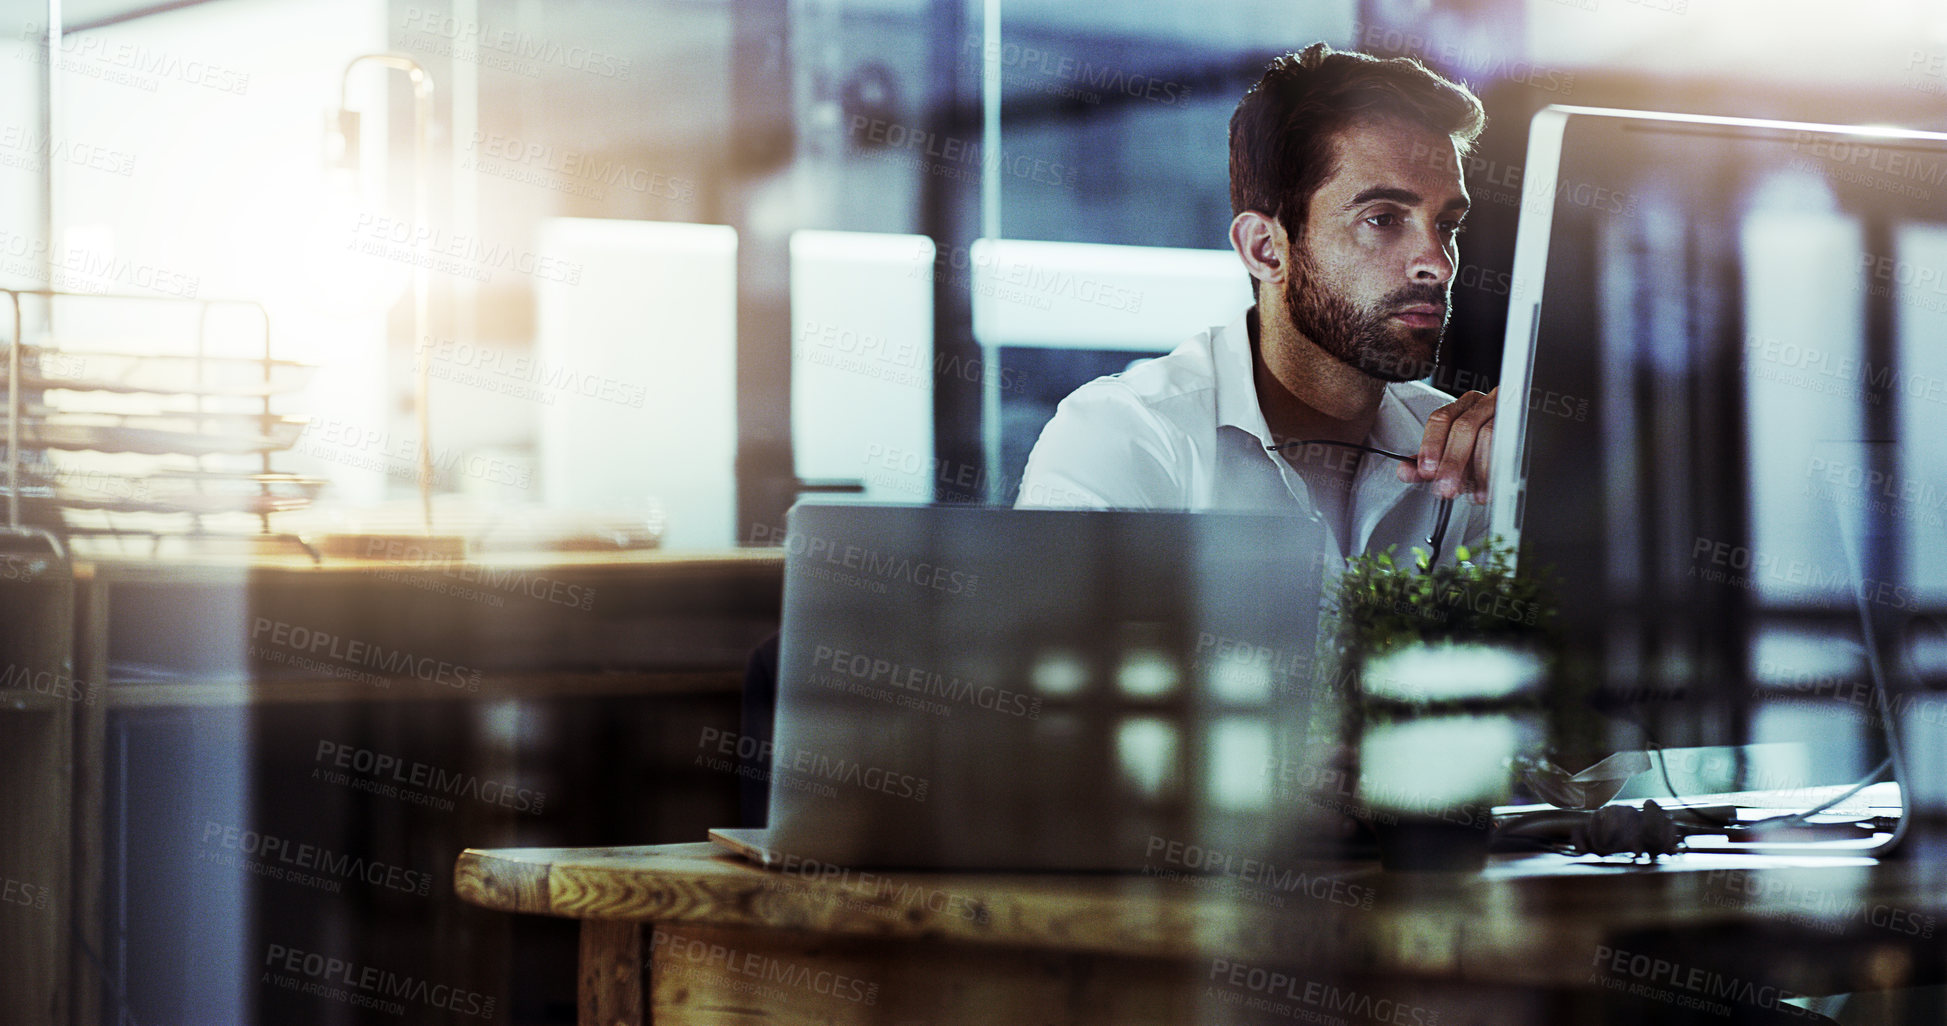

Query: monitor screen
[1489,107,1946,803]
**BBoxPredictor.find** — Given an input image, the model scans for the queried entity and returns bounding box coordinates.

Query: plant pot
[1353,642,1542,872]
[1372,815,1491,872]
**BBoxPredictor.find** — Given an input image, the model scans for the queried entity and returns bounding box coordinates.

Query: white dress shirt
[1015,308,1489,569]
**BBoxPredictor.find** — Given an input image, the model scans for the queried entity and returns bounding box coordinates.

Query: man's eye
[1364,212,1400,228]
[1441,220,1468,237]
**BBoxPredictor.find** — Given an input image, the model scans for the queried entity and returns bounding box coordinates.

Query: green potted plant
[1325,539,1565,870]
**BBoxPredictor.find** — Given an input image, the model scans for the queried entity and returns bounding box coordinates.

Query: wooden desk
[456,839,1947,1025]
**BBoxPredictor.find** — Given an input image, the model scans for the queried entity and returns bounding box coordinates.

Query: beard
[1283,238,1446,383]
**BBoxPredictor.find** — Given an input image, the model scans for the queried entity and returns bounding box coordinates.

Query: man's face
[1282,118,1469,382]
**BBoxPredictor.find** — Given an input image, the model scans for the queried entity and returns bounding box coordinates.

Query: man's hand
[1398,387,1495,503]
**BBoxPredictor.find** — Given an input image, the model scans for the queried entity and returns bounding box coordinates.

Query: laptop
[712,502,1342,871]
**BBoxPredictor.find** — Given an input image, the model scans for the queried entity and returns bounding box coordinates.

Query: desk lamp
[316,54,464,558]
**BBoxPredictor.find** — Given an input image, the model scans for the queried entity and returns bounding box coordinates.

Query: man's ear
[1230,210,1289,289]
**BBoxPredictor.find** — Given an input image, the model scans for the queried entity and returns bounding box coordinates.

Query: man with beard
[1016,43,1495,566]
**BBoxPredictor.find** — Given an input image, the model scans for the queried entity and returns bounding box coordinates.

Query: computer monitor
[1487,106,1946,829]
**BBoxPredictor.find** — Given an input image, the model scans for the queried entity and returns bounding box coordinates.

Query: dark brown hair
[1229,43,1485,242]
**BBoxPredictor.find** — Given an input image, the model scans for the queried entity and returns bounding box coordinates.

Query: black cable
[1649,744,1734,827]
[1265,438,1458,566]
[1736,758,1894,832]
[1649,742,1895,836]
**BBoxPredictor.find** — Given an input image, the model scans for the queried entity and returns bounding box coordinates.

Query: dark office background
[7,1,1947,1024]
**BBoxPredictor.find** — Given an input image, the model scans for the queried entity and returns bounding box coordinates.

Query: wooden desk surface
[454,841,1947,995]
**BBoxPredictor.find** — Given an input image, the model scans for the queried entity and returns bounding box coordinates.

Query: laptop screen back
[766,503,1338,870]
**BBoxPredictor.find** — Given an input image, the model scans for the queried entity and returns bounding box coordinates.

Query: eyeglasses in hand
[1264,438,1455,567]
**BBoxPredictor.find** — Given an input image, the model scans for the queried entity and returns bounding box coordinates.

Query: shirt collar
[1215,305,1423,455]
[1369,386,1424,459]
[1213,307,1273,442]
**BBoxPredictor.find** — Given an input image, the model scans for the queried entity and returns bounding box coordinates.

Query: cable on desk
[1650,743,1895,831]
